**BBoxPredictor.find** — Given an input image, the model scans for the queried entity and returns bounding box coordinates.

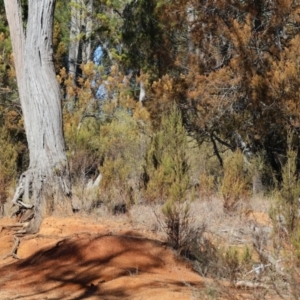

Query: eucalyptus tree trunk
[82,0,93,64]
[4,0,71,233]
[69,0,81,81]
[69,0,93,86]
[186,4,196,54]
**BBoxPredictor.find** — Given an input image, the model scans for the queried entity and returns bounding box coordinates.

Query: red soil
[0,216,203,300]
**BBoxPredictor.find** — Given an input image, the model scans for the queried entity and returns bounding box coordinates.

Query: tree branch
[211,132,234,150]
[210,132,223,167]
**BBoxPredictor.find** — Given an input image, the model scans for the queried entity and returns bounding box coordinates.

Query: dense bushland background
[2,0,300,296]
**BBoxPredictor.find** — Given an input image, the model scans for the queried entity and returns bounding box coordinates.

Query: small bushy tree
[146,106,194,251]
[98,108,149,207]
[273,131,300,234]
[220,150,250,211]
[145,106,189,203]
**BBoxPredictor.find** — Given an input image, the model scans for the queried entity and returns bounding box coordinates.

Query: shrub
[220,150,251,211]
[192,239,253,283]
[277,145,300,233]
[145,105,190,203]
[65,117,101,182]
[98,108,149,208]
[199,172,215,200]
[268,130,300,270]
[270,130,300,234]
[187,139,221,199]
[62,59,152,211]
[145,106,197,252]
[160,201,203,253]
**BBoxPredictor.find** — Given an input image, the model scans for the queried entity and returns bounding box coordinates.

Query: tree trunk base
[11,167,71,234]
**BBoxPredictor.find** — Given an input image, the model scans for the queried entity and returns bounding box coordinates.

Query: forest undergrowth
[2,1,300,298]
[2,104,300,299]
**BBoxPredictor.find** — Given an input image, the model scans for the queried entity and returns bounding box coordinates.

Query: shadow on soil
[0,233,200,299]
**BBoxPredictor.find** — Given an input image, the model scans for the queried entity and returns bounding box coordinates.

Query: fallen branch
[1,223,25,229]
[252,225,286,277]
[253,244,285,277]
[235,280,269,289]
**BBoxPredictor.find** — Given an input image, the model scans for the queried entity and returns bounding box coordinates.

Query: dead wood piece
[235,280,269,289]
[253,244,285,277]
[252,225,286,277]
[2,224,24,233]
[2,223,25,228]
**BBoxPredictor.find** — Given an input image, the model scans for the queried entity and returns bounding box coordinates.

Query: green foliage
[4,0,300,221]
[0,127,18,179]
[146,106,194,251]
[64,115,101,185]
[271,131,300,234]
[54,0,71,44]
[122,0,170,76]
[61,53,150,208]
[53,0,70,64]
[220,150,251,211]
[223,247,240,283]
[0,24,16,95]
[139,0,300,181]
[145,106,189,203]
[220,246,253,283]
[192,239,253,282]
[269,131,300,267]
[98,108,149,206]
[161,201,198,252]
[279,150,300,233]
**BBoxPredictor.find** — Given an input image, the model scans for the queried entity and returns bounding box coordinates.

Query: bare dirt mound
[0,216,203,300]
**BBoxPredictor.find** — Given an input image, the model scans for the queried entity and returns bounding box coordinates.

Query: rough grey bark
[4,0,71,233]
[69,0,81,81]
[82,0,93,64]
[186,4,196,54]
[68,0,93,87]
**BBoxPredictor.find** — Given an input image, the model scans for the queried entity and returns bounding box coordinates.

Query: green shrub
[192,239,253,283]
[145,106,196,251]
[278,148,300,233]
[65,116,101,183]
[220,150,251,211]
[269,131,300,269]
[145,106,190,203]
[98,109,149,208]
[270,131,300,234]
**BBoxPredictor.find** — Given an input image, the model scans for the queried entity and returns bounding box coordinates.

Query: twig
[235,280,269,289]
[253,244,286,277]
[245,263,272,276]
